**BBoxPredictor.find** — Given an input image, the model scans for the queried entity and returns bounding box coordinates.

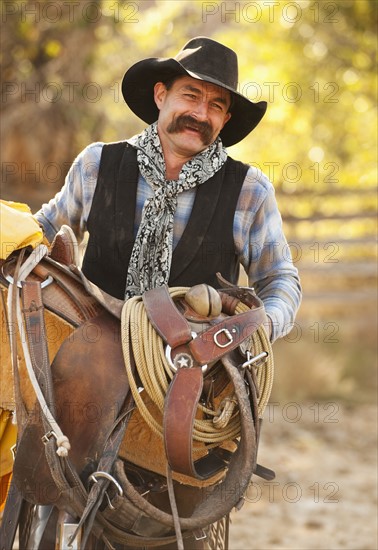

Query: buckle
[194,529,207,541]
[241,351,268,369]
[165,332,207,373]
[213,327,234,348]
[42,430,57,445]
[89,471,123,511]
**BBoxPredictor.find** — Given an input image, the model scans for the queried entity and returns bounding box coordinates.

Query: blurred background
[1,1,377,548]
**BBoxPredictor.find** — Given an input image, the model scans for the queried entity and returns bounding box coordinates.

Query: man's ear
[222,112,232,129]
[154,82,167,110]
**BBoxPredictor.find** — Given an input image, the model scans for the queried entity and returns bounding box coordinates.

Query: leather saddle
[0,241,273,546]
[1,248,127,505]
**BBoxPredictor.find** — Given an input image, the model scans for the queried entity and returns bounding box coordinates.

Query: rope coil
[121,287,274,450]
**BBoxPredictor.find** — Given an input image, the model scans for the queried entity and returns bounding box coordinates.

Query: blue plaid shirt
[36,142,301,341]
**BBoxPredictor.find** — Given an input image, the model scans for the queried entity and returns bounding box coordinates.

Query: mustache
[166,115,213,145]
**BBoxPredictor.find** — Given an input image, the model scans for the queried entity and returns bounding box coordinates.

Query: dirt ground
[228,401,378,550]
[5,402,377,550]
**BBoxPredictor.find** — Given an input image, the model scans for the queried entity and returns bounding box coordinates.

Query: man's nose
[191,99,209,120]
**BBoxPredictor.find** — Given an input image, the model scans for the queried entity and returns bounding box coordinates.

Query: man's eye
[184,93,197,100]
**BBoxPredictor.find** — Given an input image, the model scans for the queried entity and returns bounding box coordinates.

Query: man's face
[154,76,232,158]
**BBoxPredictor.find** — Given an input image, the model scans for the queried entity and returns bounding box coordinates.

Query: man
[36,36,301,342]
[33,37,302,549]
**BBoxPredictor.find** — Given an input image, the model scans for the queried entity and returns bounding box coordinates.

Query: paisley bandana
[125,122,227,299]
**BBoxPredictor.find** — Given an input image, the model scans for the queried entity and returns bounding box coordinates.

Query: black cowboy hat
[122,37,267,147]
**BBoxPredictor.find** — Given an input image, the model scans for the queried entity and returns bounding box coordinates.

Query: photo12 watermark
[1,1,140,24]
[1,79,341,106]
[201,2,339,24]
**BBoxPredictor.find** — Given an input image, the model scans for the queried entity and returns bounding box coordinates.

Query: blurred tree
[1,0,376,237]
[207,0,377,247]
[0,0,376,402]
[1,0,105,207]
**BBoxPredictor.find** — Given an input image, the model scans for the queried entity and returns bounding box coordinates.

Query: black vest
[82,143,248,299]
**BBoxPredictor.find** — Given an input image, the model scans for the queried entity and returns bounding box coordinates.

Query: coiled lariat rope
[121,288,274,451]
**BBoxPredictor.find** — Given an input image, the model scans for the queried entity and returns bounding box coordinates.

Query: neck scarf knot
[125,122,227,299]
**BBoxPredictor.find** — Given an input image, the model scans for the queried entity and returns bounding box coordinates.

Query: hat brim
[122,57,267,147]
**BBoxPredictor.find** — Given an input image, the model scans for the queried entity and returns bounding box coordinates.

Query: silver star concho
[173,353,193,370]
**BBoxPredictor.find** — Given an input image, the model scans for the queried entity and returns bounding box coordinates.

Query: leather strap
[163,367,234,480]
[4,250,28,436]
[0,479,24,550]
[163,367,203,479]
[143,285,265,367]
[80,393,135,548]
[21,280,55,414]
[187,307,264,364]
[142,285,192,347]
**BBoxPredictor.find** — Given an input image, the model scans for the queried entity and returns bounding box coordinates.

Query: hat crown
[175,37,238,91]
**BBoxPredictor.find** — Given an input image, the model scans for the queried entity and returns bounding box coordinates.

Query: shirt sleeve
[34,142,104,243]
[234,166,302,342]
